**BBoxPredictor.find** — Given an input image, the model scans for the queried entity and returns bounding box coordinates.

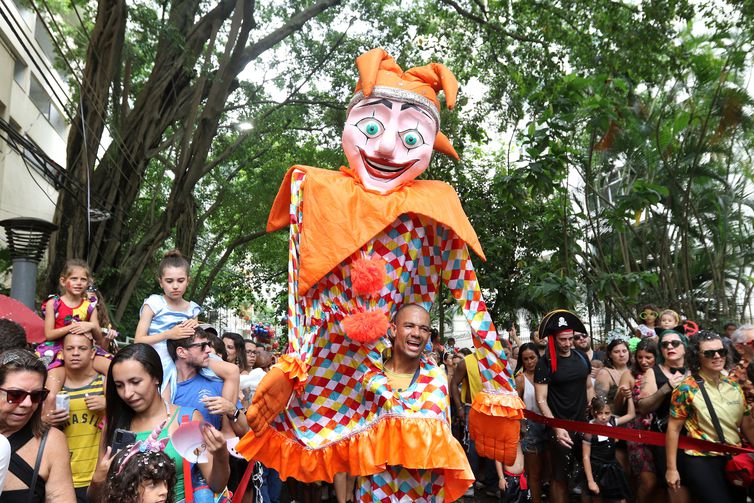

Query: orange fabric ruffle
[471,390,526,418]
[236,416,473,502]
[266,165,485,295]
[468,391,524,465]
[275,354,309,394]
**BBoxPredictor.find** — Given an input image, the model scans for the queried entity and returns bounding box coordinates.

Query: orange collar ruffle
[266,165,485,295]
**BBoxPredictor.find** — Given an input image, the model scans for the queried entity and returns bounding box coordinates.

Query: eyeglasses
[640,311,659,320]
[702,348,727,359]
[661,340,683,349]
[187,342,210,351]
[573,334,588,341]
[0,387,50,405]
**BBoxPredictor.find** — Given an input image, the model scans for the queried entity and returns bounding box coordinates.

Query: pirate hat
[537,309,588,372]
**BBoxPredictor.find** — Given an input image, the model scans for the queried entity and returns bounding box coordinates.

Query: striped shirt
[63,374,104,488]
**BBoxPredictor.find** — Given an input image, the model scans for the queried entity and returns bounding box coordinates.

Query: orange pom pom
[342,310,389,343]
[351,257,387,297]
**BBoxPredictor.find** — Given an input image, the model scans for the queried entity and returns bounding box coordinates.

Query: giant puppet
[236,48,524,501]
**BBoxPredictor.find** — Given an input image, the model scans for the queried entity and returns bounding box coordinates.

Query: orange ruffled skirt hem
[236,415,474,502]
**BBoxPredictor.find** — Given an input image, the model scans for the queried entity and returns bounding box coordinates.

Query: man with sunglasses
[168,328,248,436]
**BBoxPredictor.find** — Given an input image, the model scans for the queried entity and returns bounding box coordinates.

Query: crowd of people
[438,305,754,503]
[0,252,752,503]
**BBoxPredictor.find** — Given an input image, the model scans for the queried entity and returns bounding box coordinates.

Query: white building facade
[0,0,66,224]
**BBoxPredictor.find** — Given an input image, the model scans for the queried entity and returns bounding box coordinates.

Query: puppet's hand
[246,367,294,435]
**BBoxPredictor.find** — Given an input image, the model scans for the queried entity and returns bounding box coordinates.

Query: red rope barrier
[524,410,754,455]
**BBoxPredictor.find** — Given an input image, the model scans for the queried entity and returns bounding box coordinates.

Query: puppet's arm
[441,232,524,465]
[246,169,310,434]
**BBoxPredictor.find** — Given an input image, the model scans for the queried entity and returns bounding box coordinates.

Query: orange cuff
[275,354,309,394]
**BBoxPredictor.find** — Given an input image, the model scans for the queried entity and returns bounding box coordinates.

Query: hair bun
[163,248,183,259]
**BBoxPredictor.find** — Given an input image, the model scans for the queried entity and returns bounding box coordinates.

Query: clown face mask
[343,97,436,193]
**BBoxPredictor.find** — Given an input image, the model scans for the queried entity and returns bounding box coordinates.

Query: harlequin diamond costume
[236,48,524,501]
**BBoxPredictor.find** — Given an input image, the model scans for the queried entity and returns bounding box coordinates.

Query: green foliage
[40,0,754,335]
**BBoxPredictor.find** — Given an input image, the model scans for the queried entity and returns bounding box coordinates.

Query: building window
[29,75,52,120]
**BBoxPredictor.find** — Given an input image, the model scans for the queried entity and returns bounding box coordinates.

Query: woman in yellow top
[666,332,754,503]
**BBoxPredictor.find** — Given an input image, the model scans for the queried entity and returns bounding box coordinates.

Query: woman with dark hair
[616,340,659,502]
[91,344,229,503]
[222,332,250,373]
[595,339,631,403]
[514,342,545,503]
[0,349,75,502]
[666,332,754,503]
[637,328,690,503]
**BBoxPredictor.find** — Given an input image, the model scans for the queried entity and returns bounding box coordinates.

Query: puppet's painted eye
[400,129,424,149]
[356,118,384,138]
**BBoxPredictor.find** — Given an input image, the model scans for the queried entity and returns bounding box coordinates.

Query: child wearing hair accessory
[135,249,239,403]
[635,305,659,341]
[96,420,177,503]
[40,259,114,405]
[583,395,635,503]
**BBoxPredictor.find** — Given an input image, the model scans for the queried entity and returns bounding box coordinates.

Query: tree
[43,0,342,321]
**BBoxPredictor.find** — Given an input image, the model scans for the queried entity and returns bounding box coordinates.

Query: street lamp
[0,217,58,309]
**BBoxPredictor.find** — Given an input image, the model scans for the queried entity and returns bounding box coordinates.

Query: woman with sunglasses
[636,328,690,502]
[0,349,76,502]
[90,344,229,503]
[666,332,754,503]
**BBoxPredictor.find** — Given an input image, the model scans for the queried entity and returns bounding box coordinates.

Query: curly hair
[687,331,724,373]
[105,449,176,503]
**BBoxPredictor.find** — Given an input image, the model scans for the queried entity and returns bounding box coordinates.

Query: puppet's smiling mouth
[359,149,416,180]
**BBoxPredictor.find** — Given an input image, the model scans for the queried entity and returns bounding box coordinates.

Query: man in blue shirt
[168,328,248,436]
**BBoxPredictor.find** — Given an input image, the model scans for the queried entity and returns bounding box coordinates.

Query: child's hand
[168,325,195,340]
[85,394,106,413]
[69,321,95,334]
[200,423,228,457]
[498,476,507,492]
[202,396,235,416]
[588,481,600,494]
[104,329,118,342]
[180,319,199,329]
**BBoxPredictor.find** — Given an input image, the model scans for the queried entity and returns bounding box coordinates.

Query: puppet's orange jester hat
[346,48,460,160]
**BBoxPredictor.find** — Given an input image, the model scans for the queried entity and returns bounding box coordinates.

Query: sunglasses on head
[187,342,210,351]
[702,348,727,359]
[0,387,50,405]
[640,311,659,320]
[661,340,682,349]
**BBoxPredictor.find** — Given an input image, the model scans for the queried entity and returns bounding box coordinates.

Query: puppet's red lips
[359,149,416,180]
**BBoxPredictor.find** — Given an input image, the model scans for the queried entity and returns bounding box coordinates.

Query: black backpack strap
[694,375,726,444]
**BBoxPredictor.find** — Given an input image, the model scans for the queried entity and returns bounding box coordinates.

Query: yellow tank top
[461,353,482,403]
[63,374,104,488]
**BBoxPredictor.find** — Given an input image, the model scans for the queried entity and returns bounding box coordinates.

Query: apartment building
[0,0,67,224]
